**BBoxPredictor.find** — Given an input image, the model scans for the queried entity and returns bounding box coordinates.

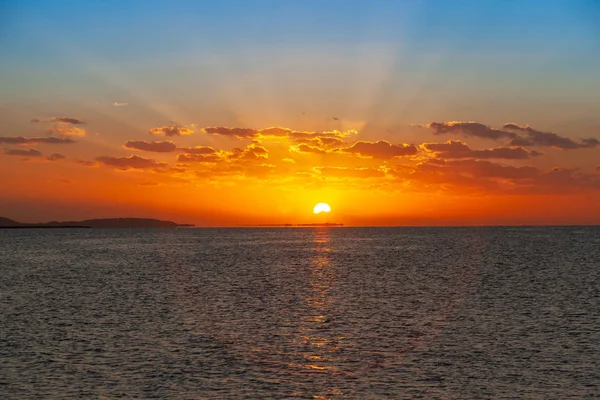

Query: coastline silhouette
[0,217,193,229]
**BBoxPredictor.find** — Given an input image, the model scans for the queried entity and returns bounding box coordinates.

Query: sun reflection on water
[289,228,348,398]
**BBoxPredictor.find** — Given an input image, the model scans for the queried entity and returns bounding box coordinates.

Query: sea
[1,227,599,399]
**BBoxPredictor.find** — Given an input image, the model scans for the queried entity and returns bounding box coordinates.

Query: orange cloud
[149,125,194,136]
[203,126,356,141]
[177,146,216,155]
[422,140,542,159]
[124,140,177,152]
[95,155,169,171]
[177,153,222,163]
[177,144,267,163]
[294,136,345,148]
[342,140,418,159]
[47,126,86,137]
[228,144,269,160]
[293,143,326,154]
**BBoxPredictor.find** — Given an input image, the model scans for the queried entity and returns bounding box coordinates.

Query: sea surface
[1,227,599,399]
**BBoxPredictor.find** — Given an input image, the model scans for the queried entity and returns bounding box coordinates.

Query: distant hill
[0,217,194,228]
[0,217,21,227]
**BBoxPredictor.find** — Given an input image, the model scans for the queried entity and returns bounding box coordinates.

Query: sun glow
[313,203,331,214]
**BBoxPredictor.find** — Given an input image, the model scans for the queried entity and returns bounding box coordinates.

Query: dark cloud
[0,136,75,145]
[342,140,418,159]
[419,159,539,180]
[420,121,599,150]
[423,140,542,159]
[4,148,43,157]
[204,127,259,139]
[513,167,600,194]
[95,155,169,171]
[124,140,177,153]
[47,153,65,161]
[421,121,518,140]
[149,125,194,136]
[504,123,600,149]
[32,117,85,125]
[314,166,386,179]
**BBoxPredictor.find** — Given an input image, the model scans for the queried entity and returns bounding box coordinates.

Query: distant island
[0,217,194,229]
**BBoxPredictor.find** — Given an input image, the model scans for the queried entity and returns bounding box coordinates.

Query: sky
[1,0,599,226]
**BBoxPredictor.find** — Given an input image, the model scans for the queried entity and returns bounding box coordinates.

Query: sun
[313,202,331,214]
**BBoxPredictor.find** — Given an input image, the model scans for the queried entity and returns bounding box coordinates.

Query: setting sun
[313,203,332,214]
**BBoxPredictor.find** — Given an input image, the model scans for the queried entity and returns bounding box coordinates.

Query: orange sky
[1,117,599,226]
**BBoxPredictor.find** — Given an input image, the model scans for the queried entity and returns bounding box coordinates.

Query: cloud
[95,155,169,171]
[3,148,43,157]
[420,121,518,140]
[293,143,327,154]
[203,126,357,141]
[342,140,418,159]
[177,144,267,163]
[47,153,65,161]
[282,158,296,163]
[149,125,194,137]
[318,137,345,146]
[47,126,86,137]
[0,136,75,145]
[228,144,269,160]
[75,160,100,167]
[503,123,599,149]
[422,140,542,159]
[32,117,85,125]
[204,127,261,139]
[176,146,216,155]
[124,140,177,153]
[419,121,599,150]
[419,159,539,180]
[177,153,223,163]
[314,166,386,179]
[112,102,128,107]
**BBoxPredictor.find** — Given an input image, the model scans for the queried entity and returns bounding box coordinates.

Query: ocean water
[1,227,599,399]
